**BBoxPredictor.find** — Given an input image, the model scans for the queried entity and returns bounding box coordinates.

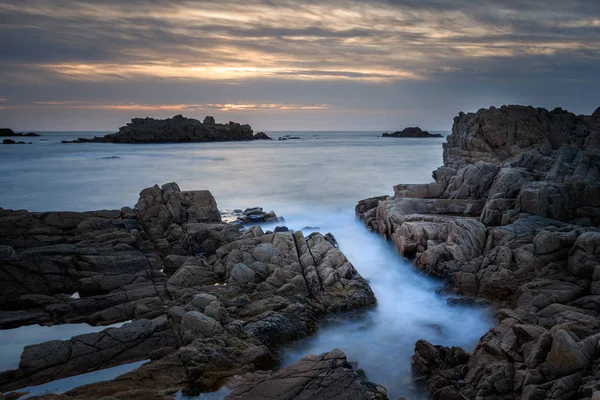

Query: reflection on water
[0,130,492,398]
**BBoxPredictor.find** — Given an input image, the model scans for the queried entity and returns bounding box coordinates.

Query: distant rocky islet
[381,126,443,138]
[61,115,273,144]
[1,128,39,144]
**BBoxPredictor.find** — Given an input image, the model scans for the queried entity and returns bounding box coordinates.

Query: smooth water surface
[0,131,493,398]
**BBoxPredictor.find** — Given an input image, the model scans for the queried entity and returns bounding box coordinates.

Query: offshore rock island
[358,105,600,399]
[62,115,272,144]
[381,127,443,138]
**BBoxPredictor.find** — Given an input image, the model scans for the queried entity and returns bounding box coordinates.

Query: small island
[381,126,442,138]
[62,115,272,144]
[1,128,40,144]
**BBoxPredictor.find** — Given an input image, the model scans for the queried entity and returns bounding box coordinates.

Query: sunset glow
[0,0,598,130]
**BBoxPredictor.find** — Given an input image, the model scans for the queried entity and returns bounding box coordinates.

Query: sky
[0,0,599,131]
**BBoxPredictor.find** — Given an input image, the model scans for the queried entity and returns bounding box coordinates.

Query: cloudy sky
[0,0,599,131]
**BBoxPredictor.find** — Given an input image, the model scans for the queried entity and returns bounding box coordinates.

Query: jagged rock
[226,349,388,400]
[357,105,600,399]
[0,183,377,398]
[541,329,590,378]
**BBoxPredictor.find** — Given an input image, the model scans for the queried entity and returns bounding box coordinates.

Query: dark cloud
[0,0,598,130]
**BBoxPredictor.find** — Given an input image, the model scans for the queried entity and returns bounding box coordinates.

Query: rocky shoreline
[0,183,380,399]
[357,105,600,399]
[61,115,272,144]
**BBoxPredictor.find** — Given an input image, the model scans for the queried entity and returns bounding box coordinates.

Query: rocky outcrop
[357,105,600,399]
[226,349,388,399]
[381,127,443,138]
[0,129,39,137]
[61,115,258,144]
[0,183,377,398]
[253,132,272,140]
[2,139,31,144]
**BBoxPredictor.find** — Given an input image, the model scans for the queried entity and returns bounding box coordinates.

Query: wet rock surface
[0,183,377,398]
[358,105,600,399]
[226,349,388,399]
[61,115,259,144]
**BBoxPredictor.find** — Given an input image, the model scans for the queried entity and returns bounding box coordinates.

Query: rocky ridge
[381,127,443,138]
[357,105,600,400]
[61,115,268,144]
[0,183,379,399]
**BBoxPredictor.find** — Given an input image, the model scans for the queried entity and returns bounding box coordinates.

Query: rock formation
[61,115,258,144]
[381,127,442,138]
[253,132,272,140]
[357,105,600,400]
[0,183,377,399]
[0,129,39,137]
[226,349,388,399]
[2,139,31,145]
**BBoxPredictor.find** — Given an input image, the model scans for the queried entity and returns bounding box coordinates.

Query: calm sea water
[0,131,493,398]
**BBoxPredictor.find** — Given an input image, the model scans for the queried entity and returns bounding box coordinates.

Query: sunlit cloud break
[25,101,331,112]
[0,0,599,130]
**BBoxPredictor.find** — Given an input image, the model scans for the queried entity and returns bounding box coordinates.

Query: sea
[0,131,494,399]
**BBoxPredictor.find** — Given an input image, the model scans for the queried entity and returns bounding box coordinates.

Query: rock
[0,128,15,136]
[62,115,255,143]
[190,293,218,311]
[0,129,39,137]
[0,182,379,399]
[278,135,302,141]
[541,329,590,378]
[226,349,388,400]
[236,208,280,224]
[253,132,272,140]
[381,127,442,138]
[2,139,15,144]
[0,317,177,392]
[180,311,223,342]
[357,105,600,399]
[228,263,256,287]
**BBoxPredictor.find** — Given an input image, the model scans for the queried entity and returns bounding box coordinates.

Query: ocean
[0,131,493,399]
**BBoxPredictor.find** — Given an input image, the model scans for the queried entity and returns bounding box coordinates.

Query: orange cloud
[24,101,331,112]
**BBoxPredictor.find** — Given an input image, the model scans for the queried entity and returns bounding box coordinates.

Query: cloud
[0,0,598,129]
[1,0,598,83]
[11,100,331,112]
